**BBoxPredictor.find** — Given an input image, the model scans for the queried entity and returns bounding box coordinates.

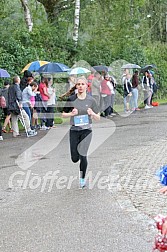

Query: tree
[73,0,80,45]
[144,0,167,42]
[37,0,74,22]
[20,0,33,32]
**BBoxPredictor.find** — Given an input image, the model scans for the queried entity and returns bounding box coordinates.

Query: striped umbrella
[21,60,49,73]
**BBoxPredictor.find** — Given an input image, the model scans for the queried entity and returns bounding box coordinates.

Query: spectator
[8,76,37,137]
[149,71,157,105]
[100,73,112,117]
[109,75,117,116]
[20,70,33,91]
[39,77,50,130]
[0,80,13,133]
[131,71,140,111]
[31,87,41,130]
[87,71,95,95]
[46,78,56,128]
[91,72,101,109]
[123,73,132,113]
[22,81,38,124]
[142,71,152,109]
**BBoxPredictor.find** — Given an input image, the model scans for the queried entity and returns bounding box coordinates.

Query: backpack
[153,82,158,93]
[0,95,6,108]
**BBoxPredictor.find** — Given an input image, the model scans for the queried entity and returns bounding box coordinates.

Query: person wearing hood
[20,70,33,91]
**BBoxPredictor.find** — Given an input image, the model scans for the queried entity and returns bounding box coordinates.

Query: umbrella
[0,69,10,78]
[37,62,70,73]
[121,63,141,69]
[140,64,157,73]
[93,65,108,72]
[69,67,91,75]
[21,61,49,73]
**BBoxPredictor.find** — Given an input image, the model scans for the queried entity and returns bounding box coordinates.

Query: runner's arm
[62,108,78,118]
[87,108,100,120]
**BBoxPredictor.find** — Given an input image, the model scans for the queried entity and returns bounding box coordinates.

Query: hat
[149,70,154,75]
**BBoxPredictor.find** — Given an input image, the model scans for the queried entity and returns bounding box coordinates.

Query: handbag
[9,102,20,115]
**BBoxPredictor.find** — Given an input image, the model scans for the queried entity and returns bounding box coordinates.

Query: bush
[144,43,167,98]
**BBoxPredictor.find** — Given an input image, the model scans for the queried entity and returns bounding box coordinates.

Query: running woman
[62,76,100,188]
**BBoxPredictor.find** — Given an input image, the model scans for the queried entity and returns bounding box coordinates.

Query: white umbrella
[69,67,91,75]
[121,63,141,69]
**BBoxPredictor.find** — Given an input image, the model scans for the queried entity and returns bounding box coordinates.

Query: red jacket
[101,80,111,95]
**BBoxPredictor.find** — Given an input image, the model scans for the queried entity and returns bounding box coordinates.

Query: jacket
[8,84,22,114]
[101,80,111,95]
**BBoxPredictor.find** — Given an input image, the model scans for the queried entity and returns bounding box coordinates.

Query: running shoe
[28,131,37,137]
[0,136,3,141]
[145,105,150,109]
[40,125,50,130]
[79,178,86,188]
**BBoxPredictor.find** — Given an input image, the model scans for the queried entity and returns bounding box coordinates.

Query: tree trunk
[73,0,80,46]
[20,0,33,32]
[36,0,73,23]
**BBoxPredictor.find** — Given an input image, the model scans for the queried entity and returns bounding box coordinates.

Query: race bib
[74,115,89,126]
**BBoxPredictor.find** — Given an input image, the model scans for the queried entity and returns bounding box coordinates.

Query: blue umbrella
[0,68,10,78]
[37,62,71,73]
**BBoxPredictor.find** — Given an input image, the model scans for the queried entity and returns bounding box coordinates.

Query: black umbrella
[93,65,108,72]
[140,64,157,73]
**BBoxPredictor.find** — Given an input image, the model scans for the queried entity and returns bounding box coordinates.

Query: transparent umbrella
[69,67,91,75]
[121,63,141,69]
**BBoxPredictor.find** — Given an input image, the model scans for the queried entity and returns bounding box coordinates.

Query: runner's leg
[78,129,92,179]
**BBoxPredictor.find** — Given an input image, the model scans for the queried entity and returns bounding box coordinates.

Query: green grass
[54,117,63,124]
[155,98,167,105]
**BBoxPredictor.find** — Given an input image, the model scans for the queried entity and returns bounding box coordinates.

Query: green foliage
[121,42,145,65]
[54,117,63,124]
[144,42,167,97]
[0,0,167,98]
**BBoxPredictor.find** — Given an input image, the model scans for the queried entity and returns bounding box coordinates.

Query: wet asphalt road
[1,105,167,252]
